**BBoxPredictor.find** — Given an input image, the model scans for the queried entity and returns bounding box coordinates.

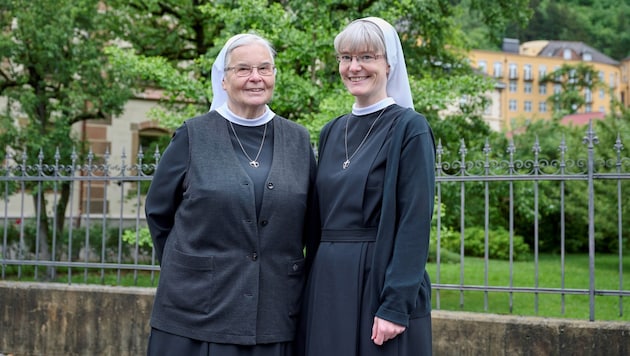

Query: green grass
[3,253,629,322]
[427,253,630,322]
[2,266,160,287]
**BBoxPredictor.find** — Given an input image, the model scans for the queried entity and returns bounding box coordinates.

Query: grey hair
[224,33,276,67]
[334,19,387,60]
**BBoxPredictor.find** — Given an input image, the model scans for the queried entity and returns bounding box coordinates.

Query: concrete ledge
[431,310,630,355]
[1,282,629,355]
[0,281,155,356]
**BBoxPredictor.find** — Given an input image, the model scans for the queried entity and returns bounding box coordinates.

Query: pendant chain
[229,121,268,168]
[343,108,386,170]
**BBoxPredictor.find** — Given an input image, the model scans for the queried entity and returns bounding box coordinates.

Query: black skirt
[299,239,432,356]
[147,328,293,356]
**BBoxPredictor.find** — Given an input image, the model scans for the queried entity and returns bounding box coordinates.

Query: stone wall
[1,282,628,356]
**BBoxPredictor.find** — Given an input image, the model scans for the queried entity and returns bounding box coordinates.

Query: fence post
[583,119,598,321]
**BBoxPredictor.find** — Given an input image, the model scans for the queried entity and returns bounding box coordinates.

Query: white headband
[363,17,414,109]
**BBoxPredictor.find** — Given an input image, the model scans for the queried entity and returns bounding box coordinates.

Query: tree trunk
[32,194,54,280]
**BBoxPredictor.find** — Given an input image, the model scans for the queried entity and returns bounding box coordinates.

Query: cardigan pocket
[160,248,215,315]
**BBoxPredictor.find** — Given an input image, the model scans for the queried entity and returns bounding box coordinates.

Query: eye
[337,55,352,62]
[258,64,273,74]
[360,55,375,62]
[236,66,252,75]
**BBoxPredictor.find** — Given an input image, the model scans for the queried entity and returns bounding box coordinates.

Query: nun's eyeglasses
[225,64,276,77]
[336,54,384,64]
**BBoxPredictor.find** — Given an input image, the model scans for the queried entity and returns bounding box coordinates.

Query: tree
[1,0,533,268]
[0,0,134,277]
[501,0,630,61]
[104,0,531,138]
[539,62,603,116]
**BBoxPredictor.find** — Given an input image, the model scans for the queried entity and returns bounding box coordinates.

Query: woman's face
[222,42,275,118]
[338,47,389,107]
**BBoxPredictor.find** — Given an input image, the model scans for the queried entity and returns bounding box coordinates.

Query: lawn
[2,253,628,322]
[426,253,630,322]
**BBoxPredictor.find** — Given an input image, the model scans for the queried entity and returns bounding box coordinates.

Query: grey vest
[150,111,314,345]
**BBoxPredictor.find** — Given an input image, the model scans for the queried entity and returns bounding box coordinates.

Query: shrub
[438,226,530,261]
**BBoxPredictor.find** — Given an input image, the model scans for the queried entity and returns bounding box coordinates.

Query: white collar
[352,97,395,116]
[217,103,275,127]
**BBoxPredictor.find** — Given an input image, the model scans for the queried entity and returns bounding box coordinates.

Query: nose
[348,58,363,70]
[248,69,263,80]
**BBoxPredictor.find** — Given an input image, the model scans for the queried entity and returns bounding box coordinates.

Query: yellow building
[468,39,628,133]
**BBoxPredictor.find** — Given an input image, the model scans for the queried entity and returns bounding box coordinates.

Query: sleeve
[375,119,436,326]
[303,143,320,272]
[144,124,189,263]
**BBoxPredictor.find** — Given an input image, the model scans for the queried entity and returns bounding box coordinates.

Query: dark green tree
[0,0,135,275]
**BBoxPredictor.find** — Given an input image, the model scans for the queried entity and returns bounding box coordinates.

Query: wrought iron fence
[1,122,629,321]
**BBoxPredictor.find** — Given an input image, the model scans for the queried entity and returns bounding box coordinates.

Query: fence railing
[1,121,629,321]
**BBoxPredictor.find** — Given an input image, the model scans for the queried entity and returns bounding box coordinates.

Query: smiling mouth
[349,77,368,82]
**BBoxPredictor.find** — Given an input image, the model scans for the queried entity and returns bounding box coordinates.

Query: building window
[493,62,503,78]
[583,52,592,61]
[539,101,547,113]
[524,101,532,112]
[599,71,605,82]
[599,106,605,113]
[539,83,547,95]
[563,49,572,60]
[554,66,561,81]
[509,80,517,93]
[610,73,617,88]
[509,99,517,111]
[554,84,561,95]
[483,103,491,115]
[523,64,532,80]
[538,65,547,79]
[568,69,577,84]
[599,88,605,99]
[585,104,592,113]
[585,88,592,103]
[509,63,518,79]
[477,60,487,74]
[524,82,532,94]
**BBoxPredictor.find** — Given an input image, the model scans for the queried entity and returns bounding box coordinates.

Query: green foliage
[539,63,604,115]
[501,0,630,60]
[435,104,630,256]
[122,227,153,249]
[102,0,532,144]
[438,226,531,261]
[2,218,124,260]
[0,0,136,262]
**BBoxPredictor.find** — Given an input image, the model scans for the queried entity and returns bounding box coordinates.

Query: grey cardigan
[145,111,317,345]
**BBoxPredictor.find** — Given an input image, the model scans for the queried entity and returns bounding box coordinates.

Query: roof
[560,111,605,126]
[535,41,619,65]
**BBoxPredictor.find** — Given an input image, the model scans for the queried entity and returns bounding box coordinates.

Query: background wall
[1,282,628,356]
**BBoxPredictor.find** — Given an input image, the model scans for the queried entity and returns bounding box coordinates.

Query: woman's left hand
[371,316,406,345]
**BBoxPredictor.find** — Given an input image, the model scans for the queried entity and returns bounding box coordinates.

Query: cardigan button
[251,252,258,261]
[260,220,268,226]
[267,182,274,189]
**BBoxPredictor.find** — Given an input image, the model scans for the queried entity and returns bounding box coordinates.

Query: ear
[222,78,227,90]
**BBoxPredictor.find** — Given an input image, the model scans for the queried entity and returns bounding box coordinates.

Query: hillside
[460,0,630,60]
